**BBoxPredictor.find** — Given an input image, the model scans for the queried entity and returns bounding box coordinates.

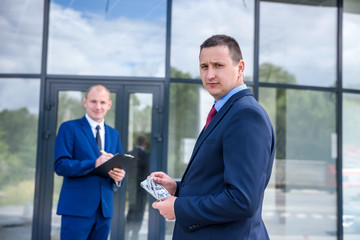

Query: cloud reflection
[47,1,167,77]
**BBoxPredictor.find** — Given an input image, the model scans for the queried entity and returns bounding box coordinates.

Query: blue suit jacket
[54,116,123,218]
[173,89,275,240]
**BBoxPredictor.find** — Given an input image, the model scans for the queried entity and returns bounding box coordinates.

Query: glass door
[124,92,153,240]
[33,79,165,240]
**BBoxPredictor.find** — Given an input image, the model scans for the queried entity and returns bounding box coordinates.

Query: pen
[100,150,107,154]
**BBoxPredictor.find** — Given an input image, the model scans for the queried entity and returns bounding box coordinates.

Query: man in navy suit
[54,84,126,240]
[151,35,275,239]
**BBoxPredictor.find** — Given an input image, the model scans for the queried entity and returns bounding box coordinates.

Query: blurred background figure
[126,135,150,240]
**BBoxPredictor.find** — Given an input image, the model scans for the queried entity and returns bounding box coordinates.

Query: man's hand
[149,171,177,196]
[109,168,126,182]
[95,152,113,167]
[152,195,177,220]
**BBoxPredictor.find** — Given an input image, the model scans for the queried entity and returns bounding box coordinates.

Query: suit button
[189,225,193,230]
[181,182,184,187]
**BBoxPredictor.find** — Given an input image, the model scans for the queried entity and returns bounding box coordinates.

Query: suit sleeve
[174,106,273,231]
[113,131,124,187]
[54,123,95,177]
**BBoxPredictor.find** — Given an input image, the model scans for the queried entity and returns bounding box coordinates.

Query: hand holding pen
[95,150,113,167]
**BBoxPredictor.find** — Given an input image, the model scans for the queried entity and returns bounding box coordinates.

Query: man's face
[83,87,112,123]
[199,45,244,102]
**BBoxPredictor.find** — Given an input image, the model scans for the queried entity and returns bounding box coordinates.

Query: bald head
[85,85,111,100]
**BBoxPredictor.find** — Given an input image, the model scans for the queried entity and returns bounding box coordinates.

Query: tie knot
[208,106,217,117]
[95,125,102,150]
[204,105,217,130]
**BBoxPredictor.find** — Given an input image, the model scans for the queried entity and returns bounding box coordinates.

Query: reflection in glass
[343,0,360,89]
[259,1,337,87]
[0,79,40,240]
[167,83,213,178]
[0,0,43,73]
[125,93,152,240]
[51,90,116,239]
[47,0,167,77]
[260,87,337,239]
[343,93,360,239]
[171,0,254,81]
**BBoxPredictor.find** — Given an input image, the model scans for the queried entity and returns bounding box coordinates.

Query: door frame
[32,78,166,240]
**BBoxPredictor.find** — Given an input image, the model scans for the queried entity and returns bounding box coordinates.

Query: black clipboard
[91,153,135,178]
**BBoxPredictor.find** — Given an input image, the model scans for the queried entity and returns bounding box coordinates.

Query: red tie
[204,105,217,130]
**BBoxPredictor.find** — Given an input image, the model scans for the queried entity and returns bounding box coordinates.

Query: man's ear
[107,100,112,110]
[238,60,245,74]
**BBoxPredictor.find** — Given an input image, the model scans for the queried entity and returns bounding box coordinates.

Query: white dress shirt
[85,114,105,150]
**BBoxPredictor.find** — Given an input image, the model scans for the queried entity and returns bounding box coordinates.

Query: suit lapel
[181,89,253,180]
[80,116,99,156]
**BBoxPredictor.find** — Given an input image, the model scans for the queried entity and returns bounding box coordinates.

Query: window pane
[259,1,337,87]
[48,0,166,77]
[343,93,360,239]
[0,0,43,73]
[171,0,254,81]
[0,79,40,240]
[343,0,360,89]
[125,93,152,240]
[260,87,337,239]
[167,83,213,178]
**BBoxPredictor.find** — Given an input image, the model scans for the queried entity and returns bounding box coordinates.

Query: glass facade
[170,0,255,81]
[0,0,360,239]
[259,0,337,87]
[125,93,153,240]
[167,83,213,178]
[260,88,337,239]
[47,0,167,77]
[343,0,360,89]
[0,79,40,240]
[343,93,360,239]
[0,0,44,73]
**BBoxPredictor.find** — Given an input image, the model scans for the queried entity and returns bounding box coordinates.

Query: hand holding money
[148,171,177,196]
[140,177,170,201]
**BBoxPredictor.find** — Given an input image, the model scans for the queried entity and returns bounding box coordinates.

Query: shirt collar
[214,84,247,111]
[85,114,105,130]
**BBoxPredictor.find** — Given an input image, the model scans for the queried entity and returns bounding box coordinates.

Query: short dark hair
[200,34,243,65]
[136,135,147,146]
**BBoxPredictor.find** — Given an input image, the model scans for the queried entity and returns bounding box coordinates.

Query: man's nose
[95,102,101,108]
[206,67,216,79]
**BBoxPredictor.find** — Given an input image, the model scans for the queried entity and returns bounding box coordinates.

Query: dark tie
[204,105,217,130]
[95,125,102,151]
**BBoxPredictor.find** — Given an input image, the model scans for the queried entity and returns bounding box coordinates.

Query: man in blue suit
[54,84,126,240]
[151,35,275,239]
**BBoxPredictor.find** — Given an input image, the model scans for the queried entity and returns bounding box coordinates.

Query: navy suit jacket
[54,116,123,218]
[173,89,275,240]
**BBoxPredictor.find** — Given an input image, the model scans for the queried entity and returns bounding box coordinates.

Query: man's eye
[201,65,208,69]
